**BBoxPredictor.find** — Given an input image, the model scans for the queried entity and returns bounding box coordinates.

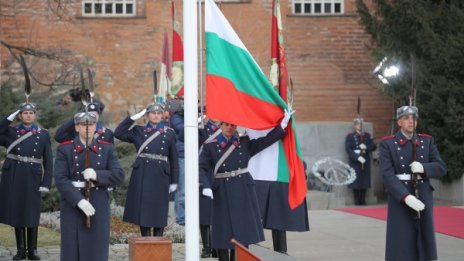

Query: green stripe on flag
[277,141,290,182]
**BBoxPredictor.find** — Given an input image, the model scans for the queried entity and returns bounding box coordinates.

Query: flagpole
[183,0,200,260]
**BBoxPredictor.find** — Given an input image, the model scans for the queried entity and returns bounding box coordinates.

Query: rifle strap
[7,131,34,154]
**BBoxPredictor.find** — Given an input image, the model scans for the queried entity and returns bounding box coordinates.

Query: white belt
[138,153,168,162]
[72,181,95,188]
[7,154,43,164]
[396,173,423,181]
[216,168,248,179]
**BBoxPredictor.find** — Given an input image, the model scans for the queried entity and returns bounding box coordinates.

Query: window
[82,0,135,17]
[293,0,344,15]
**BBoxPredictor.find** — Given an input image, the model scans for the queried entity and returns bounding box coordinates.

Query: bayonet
[19,55,31,103]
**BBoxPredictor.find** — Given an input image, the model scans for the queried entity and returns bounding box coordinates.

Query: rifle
[19,55,31,103]
[80,66,92,229]
[410,54,420,220]
[357,96,365,170]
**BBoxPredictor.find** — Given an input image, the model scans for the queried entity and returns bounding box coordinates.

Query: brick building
[0,0,392,139]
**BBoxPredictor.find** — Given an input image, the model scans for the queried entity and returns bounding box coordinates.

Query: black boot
[13,228,26,260]
[200,225,212,258]
[360,189,367,205]
[154,227,164,237]
[26,227,40,260]
[140,226,152,237]
[217,249,229,261]
[272,229,287,254]
[229,249,235,261]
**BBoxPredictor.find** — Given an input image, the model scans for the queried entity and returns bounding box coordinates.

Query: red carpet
[336,206,464,239]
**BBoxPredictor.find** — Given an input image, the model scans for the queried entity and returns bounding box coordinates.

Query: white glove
[169,184,178,193]
[77,199,96,216]
[357,156,366,164]
[83,168,97,181]
[354,149,361,155]
[7,110,20,121]
[130,108,147,120]
[202,188,213,199]
[313,172,321,178]
[280,108,295,129]
[410,161,424,174]
[38,187,50,193]
[404,195,425,212]
[359,143,367,150]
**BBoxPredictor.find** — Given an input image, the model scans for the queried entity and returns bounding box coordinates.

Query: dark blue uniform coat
[54,137,124,261]
[0,118,53,227]
[114,117,179,228]
[199,126,285,249]
[379,131,447,261]
[345,131,377,189]
[55,117,114,143]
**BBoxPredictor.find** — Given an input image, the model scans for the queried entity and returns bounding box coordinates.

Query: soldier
[198,117,221,258]
[54,111,124,261]
[114,103,179,236]
[200,109,293,261]
[54,101,114,144]
[345,117,377,205]
[379,105,447,261]
[0,103,53,260]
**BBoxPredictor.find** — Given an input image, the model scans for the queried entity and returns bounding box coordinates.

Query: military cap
[396,105,419,119]
[353,117,364,124]
[19,102,37,113]
[86,102,105,114]
[74,111,98,124]
[146,102,165,113]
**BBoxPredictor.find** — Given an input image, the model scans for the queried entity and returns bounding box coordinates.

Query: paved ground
[1,206,463,260]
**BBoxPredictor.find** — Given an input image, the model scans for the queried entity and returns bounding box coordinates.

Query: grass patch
[0,224,60,247]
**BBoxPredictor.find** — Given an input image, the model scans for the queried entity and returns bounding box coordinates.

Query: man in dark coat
[199,109,293,261]
[0,103,53,260]
[198,118,221,258]
[345,117,377,205]
[54,101,114,143]
[114,103,179,236]
[379,105,447,261]
[54,111,124,261]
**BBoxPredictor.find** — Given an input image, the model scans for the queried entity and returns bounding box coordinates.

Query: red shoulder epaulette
[381,135,395,141]
[59,140,74,146]
[418,133,432,138]
[97,140,112,145]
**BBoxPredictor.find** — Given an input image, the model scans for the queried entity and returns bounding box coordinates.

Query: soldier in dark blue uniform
[0,103,53,260]
[54,111,124,261]
[114,103,179,237]
[345,117,377,205]
[199,109,293,261]
[54,101,114,143]
[198,118,221,258]
[379,105,447,261]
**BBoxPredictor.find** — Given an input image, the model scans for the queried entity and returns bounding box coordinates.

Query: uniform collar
[96,122,104,135]
[145,122,165,133]
[17,123,39,135]
[207,120,219,131]
[74,137,99,153]
[217,132,240,148]
[396,131,420,147]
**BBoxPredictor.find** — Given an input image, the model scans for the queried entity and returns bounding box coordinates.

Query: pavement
[1,205,463,260]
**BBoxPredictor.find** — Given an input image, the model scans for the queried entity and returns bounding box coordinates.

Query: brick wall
[0,0,392,139]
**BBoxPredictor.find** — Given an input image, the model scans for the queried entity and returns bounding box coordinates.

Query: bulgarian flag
[157,31,171,104]
[205,0,307,209]
[170,0,184,97]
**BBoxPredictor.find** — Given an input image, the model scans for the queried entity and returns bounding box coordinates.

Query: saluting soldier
[54,111,124,261]
[0,103,53,260]
[114,103,179,237]
[379,105,447,261]
[54,101,114,144]
[198,118,221,258]
[345,117,377,205]
[199,109,293,261]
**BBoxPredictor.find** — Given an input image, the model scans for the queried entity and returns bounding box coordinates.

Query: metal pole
[184,1,200,260]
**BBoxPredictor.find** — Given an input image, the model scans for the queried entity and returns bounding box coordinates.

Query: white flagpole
[183,0,200,260]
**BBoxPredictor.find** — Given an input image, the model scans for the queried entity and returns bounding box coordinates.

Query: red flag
[170,0,184,97]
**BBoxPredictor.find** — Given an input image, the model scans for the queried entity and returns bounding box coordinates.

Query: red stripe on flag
[206,75,283,129]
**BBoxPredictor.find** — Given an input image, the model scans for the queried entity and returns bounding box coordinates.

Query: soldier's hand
[280,108,295,129]
[169,184,178,193]
[38,187,50,193]
[357,156,366,164]
[83,168,97,181]
[410,161,424,174]
[202,188,213,199]
[77,199,96,216]
[359,143,367,150]
[7,110,20,121]
[404,195,425,212]
[130,108,147,120]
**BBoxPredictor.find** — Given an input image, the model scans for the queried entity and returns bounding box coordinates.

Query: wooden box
[129,236,172,261]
